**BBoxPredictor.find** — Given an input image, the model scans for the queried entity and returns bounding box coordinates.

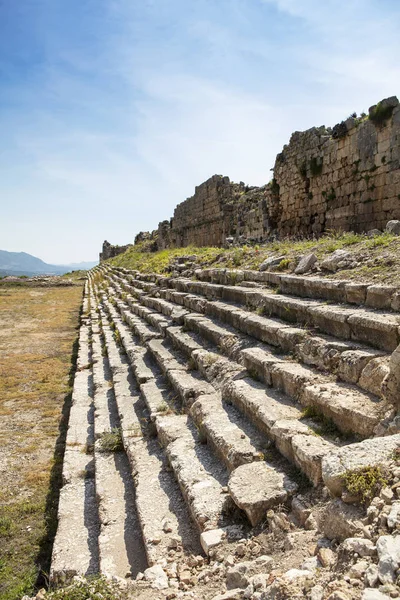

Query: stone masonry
[99,240,133,262]
[127,96,400,252]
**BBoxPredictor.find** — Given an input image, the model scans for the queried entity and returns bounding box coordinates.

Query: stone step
[223,377,336,486]
[194,268,400,311]
[155,414,234,531]
[99,301,202,565]
[90,303,147,579]
[110,281,387,439]
[189,392,269,471]
[111,273,390,398]
[241,347,387,439]
[128,271,400,352]
[50,300,100,584]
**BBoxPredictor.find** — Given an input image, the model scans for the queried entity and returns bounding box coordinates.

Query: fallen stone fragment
[387,500,400,529]
[228,462,298,526]
[200,529,226,555]
[211,590,244,600]
[348,559,369,579]
[283,568,313,581]
[310,585,324,600]
[364,564,379,587]
[342,537,376,557]
[318,547,335,567]
[143,564,169,589]
[321,250,352,272]
[226,556,273,589]
[259,256,286,272]
[386,220,400,235]
[318,499,364,542]
[295,253,318,274]
[362,589,392,599]
[326,592,351,600]
[376,534,400,584]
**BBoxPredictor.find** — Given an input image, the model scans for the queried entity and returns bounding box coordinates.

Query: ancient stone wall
[128,96,400,250]
[156,176,274,249]
[272,97,400,236]
[99,240,132,262]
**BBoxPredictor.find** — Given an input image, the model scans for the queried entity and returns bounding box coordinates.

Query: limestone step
[50,295,100,584]
[107,293,336,485]
[241,347,386,438]
[128,271,400,352]
[189,392,269,471]
[223,377,335,486]
[109,279,387,439]
[99,301,202,564]
[194,268,400,312]
[155,414,234,531]
[110,273,390,398]
[90,303,147,579]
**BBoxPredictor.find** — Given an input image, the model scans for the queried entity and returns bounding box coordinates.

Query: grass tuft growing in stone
[98,428,124,453]
[47,576,127,600]
[342,465,388,504]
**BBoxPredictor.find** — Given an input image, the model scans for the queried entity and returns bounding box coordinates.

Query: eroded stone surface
[228,462,298,526]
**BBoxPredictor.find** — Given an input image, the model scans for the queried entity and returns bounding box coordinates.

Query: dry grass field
[0,283,84,600]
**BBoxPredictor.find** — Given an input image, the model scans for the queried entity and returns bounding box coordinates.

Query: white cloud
[1,0,400,263]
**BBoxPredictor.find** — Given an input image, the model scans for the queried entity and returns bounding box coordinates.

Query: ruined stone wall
[272,97,400,236]
[157,176,274,249]
[130,96,400,250]
[99,240,133,262]
[167,175,236,248]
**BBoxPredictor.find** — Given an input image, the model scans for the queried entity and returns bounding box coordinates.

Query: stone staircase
[49,267,400,586]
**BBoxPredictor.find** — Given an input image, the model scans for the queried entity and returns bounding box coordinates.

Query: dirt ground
[0,284,83,600]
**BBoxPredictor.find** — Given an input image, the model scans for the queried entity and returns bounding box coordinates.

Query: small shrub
[369,102,395,126]
[98,428,124,453]
[342,465,388,503]
[0,515,14,538]
[326,187,336,202]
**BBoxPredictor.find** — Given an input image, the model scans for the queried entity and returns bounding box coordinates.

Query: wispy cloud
[0,0,399,262]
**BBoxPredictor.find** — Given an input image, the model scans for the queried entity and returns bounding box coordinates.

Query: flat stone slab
[322,434,400,497]
[228,462,298,526]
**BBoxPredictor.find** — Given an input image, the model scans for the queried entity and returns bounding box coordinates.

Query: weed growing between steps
[342,465,389,504]
[46,576,127,600]
[0,285,83,600]
[98,428,124,453]
[107,230,400,284]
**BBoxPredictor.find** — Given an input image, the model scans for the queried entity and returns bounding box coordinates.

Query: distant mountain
[0,250,97,276]
[65,261,99,271]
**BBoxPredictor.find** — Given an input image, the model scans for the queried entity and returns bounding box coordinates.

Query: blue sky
[1,0,399,263]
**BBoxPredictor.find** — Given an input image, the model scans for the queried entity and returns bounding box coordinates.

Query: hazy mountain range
[0,250,98,277]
